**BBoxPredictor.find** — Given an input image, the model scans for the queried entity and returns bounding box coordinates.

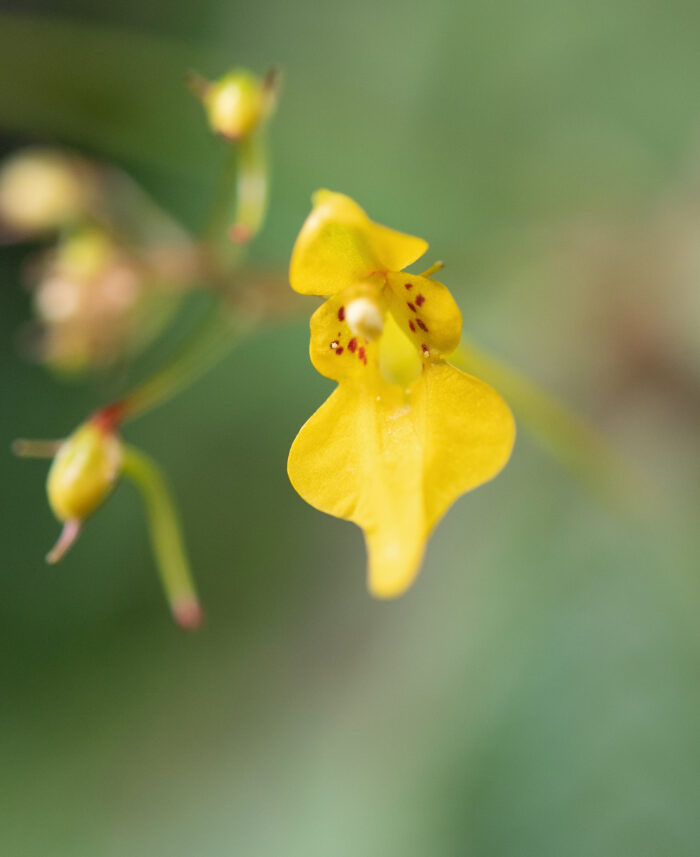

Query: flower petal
[308,289,384,383]
[384,272,463,359]
[288,381,426,598]
[287,362,515,599]
[290,190,428,296]
[409,361,516,531]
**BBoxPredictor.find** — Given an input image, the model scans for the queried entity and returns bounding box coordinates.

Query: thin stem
[12,438,63,458]
[98,305,241,427]
[204,143,239,252]
[230,131,269,245]
[450,339,642,507]
[121,444,202,630]
[204,132,269,266]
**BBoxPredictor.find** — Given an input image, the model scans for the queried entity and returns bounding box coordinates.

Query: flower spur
[288,190,516,597]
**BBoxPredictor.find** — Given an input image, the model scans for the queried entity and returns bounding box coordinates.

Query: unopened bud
[47,422,122,523]
[345,296,385,341]
[0,149,87,235]
[203,70,266,140]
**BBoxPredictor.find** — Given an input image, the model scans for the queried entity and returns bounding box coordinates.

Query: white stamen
[345,297,384,341]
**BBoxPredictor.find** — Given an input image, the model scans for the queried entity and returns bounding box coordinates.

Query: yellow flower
[288,191,516,598]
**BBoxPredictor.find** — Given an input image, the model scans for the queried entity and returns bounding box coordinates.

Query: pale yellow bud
[47,423,122,523]
[345,296,385,341]
[0,149,86,234]
[203,71,266,140]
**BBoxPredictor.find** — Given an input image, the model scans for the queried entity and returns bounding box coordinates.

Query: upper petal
[384,271,463,360]
[289,190,429,296]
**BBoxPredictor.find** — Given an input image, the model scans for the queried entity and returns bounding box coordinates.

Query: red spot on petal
[336,346,344,355]
[358,346,367,364]
[404,282,413,290]
[338,306,345,321]
[407,301,416,312]
[348,337,358,353]
[421,343,429,356]
[409,320,416,332]
[417,319,428,331]
[416,294,425,306]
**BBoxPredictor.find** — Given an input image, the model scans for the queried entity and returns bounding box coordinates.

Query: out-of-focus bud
[198,69,273,140]
[16,423,202,627]
[47,421,122,524]
[0,148,89,236]
[29,227,183,374]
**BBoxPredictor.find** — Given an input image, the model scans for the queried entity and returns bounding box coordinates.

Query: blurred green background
[1,2,700,855]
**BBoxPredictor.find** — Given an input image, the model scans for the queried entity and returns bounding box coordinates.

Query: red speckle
[416,294,425,306]
[336,346,344,355]
[338,306,345,321]
[417,319,428,332]
[404,282,413,290]
[409,320,416,332]
[407,301,416,312]
[358,346,367,364]
[421,343,429,356]
[348,337,358,353]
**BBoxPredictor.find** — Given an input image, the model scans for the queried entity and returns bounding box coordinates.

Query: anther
[345,297,384,341]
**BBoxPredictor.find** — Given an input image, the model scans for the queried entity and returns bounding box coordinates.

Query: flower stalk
[95,304,241,429]
[121,445,202,630]
[449,340,638,505]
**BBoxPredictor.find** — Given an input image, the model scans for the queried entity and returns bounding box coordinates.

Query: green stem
[231,131,269,245]
[450,339,640,506]
[204,131,269,263]
[102,305,241,426]
[121,444,202,629]
[204,143,239,252]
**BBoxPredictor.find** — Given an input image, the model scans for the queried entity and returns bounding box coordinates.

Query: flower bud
[47,422,122,523]
[203,70,266,140]
[345,296,385,341]
[30,227,181,374]
[0,148,87,235]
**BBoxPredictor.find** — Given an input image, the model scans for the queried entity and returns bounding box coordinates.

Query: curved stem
[121,444,202,629]
[97,305,242,428]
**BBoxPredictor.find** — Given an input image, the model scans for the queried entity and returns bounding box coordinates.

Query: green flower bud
[47,422,122,523]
